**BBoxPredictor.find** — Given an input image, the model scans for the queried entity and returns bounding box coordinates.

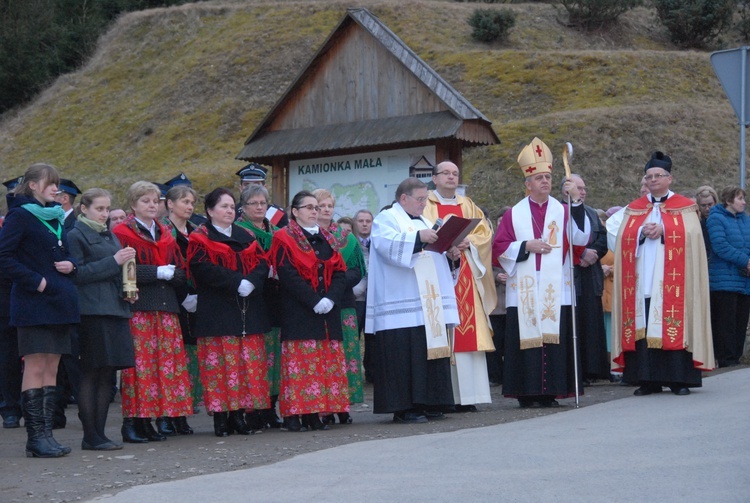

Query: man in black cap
[236,163,288,227]
[0,177,23,428]
[55,179,82,231]
[163,172,206,225]
[607,151,714,396]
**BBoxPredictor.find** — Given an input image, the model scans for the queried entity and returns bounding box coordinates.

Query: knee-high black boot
[21,388,64,458]
[42,386,71,455]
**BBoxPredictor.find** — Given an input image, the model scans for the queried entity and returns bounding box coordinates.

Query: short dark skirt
[17,324,72,357]
[79,315,135,371]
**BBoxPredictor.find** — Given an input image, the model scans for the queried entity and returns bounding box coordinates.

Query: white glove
[238,279,255,297]
[156,264,176,281]
[313,297,334,314]
[181,294,197,313]
[352,278,367,298]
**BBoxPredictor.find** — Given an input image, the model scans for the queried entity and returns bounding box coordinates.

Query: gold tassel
[635,327,646,341]
[519,337,543,350]
[427,347,451,360]
[542,333,560,345]
[647,337,663,349]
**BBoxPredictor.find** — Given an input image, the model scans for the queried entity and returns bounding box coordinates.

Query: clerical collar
[407,213,422,220]
[434,190,457,205]
[528,196,549,207]
[212,223,232,237]
[650,191,672,204]
[135,217,156,240]
[301,224,319,234]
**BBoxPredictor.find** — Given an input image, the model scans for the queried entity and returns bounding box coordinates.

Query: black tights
[78,367,116,445]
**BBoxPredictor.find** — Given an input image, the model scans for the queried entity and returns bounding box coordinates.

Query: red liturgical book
[425,216,481,254]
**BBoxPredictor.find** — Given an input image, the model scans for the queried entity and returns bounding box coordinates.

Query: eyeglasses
[407,194,428,203]
[295,204,320,211]
[644,174,670,181]
[244,201,268,207]
[435,171,459,177]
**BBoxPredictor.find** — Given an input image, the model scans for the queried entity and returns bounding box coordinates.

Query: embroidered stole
[512,199,564,349]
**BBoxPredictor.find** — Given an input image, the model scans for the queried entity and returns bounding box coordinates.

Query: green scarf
[77,213,107,233]
[236,216,277,251]
[21,203,65,225]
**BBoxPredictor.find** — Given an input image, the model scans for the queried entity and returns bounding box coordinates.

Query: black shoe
[3,415,20,428]
[281,415,304,432]
[213,412,231,437]
[228,410,252,435]
[321,414,335,425]
[140,418,167,441]
[337,412,352,424]
[422,410,445,420]
[261,408,283,429]
[245,410,265,431]
[670,387,690,396]
[302,413,329,431]
[539,398,560,408]
[393,411,427,424]
[172,416,194,435]
[121,417,149,443]
[634,384,662,396]
[82,439,123,451]
[454,404,478,413]
[155,417,177,436]
[518,397,535,408]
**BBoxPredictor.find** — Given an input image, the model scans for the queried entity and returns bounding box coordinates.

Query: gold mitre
[517,137,553,177]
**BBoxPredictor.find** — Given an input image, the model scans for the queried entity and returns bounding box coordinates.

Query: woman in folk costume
[492,138,589,408]
[312,188,365,425]
[235,184,283,430]
[112,181,192,443]
[155,184,199,436]
[0,164,79,458]
[187,188,270,437]
[67,188,136,451]
[270,190,349,432]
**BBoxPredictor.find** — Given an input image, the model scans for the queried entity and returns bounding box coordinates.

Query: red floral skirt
[279,338,350,417]
[198,334,269,413]
[121,311,192,418]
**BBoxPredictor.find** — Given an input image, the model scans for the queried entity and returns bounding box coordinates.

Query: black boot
[245,410,265,431]
[41,386,71,455]
[139,418,166,441]
[302,413,329,431]
[281,415,303,432]
[264,395,282,428]
[46,385,66,429]
[213,412,230,437]
[228,410,252,435]
[155,417,176,436]
[121,417,148,443]
[337,412,352,424]
[21,388,64,458]
[172,416,193,435]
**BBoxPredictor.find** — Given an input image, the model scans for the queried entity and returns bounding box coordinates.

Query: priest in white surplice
[423,161,495,412]
[492,137,589,408]
[365,178,459,423]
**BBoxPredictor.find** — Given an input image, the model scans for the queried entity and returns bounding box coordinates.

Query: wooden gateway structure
[236,7,499,217]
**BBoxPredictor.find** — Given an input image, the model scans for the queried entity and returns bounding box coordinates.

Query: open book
[425,216,481,254]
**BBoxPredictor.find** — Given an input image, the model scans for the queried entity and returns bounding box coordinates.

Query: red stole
[618,195,689,354]
[185,226,262,286]
[436,204,478,352]
[113,215,182,267]
[269,220,346,291]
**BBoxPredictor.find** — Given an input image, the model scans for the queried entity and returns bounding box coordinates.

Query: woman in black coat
[269,191,350,432]
[187,188,270,437]
[67,188,136,450]
[0,163,79,458]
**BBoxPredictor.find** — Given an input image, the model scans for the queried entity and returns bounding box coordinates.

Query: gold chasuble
[612,194,714,371]
[424,193,496,353]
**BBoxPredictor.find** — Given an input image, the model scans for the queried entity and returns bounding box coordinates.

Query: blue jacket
[0,194,80,326]
[707,203,750,294]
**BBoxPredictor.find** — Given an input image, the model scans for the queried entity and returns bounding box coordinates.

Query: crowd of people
[0,140,745,458]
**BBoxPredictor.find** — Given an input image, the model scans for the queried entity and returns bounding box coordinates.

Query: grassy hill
[0,0,741,214]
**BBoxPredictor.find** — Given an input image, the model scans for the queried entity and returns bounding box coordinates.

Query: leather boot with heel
[121,417,148,443]
[41,386,71,455]
[21,388,64,458]
[213,412,231,437]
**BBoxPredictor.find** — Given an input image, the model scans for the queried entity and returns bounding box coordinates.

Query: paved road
[90,368,750,502]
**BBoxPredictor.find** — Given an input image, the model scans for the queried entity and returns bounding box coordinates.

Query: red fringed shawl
[112,215,183,267]
[269,220,346,291]
[185,225,262,285]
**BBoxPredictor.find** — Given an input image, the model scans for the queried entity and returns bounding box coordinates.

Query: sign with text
[289,146,436,220]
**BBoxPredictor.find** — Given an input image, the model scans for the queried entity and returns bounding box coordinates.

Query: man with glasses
[423,161,495,412]
[365,177,458,423]
[607,151,714,396]
[235,163,288,227]
[493,137,588,408]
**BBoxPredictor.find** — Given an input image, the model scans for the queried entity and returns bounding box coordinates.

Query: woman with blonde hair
[112,181,192,443]
[0,163,79,457]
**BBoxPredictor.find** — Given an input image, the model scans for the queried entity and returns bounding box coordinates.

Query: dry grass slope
[0,0,741,213]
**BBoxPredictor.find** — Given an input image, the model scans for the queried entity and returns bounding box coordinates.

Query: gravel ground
[0,368,735,503]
